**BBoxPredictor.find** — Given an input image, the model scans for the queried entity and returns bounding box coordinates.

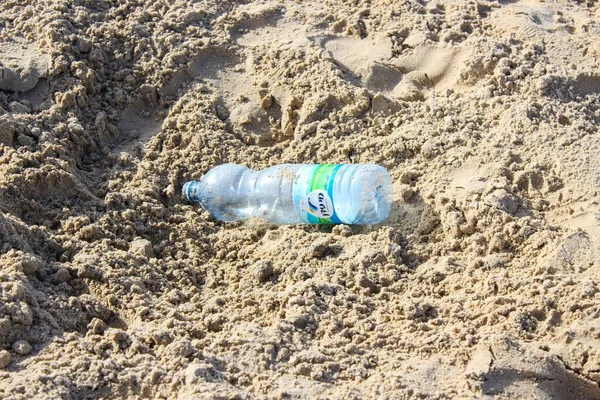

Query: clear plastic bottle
[182,164,393,224]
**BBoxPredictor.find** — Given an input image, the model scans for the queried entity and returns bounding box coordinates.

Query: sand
[1,0,600,398]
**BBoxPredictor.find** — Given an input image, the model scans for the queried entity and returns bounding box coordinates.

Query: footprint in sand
[229,3,286,47]
[118,44,284,146]
[489,3,565,37]
[315,34,466,101]
[0,38,49,92]
[0,38,52,113]
[164,45,288,143]
[467,338,600,399]
[487,1,600,70]
[569,72,600,96]
[117,97,162,150]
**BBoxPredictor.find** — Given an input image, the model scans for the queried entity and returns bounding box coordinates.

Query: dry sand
[1,0,600,398]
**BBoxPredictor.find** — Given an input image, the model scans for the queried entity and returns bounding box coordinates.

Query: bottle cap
[182,181,194,202]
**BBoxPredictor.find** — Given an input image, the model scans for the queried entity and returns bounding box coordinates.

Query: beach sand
[1,0,600,398]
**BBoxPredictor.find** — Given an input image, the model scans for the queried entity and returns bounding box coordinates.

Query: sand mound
[1,0,600,398]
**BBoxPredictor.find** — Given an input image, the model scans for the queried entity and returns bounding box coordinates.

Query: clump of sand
[1,0,600,398]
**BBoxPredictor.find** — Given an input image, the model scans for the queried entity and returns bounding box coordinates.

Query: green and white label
[294,164,342,224]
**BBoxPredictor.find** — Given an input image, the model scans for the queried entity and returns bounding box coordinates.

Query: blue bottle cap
[182,181,195,202]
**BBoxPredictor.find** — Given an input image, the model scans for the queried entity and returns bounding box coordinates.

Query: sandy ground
[0,0,600,398]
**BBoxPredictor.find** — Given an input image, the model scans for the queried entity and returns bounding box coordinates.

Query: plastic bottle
[182,164,393,224]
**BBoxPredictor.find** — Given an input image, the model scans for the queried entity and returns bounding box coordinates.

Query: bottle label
[294,164,343,224]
